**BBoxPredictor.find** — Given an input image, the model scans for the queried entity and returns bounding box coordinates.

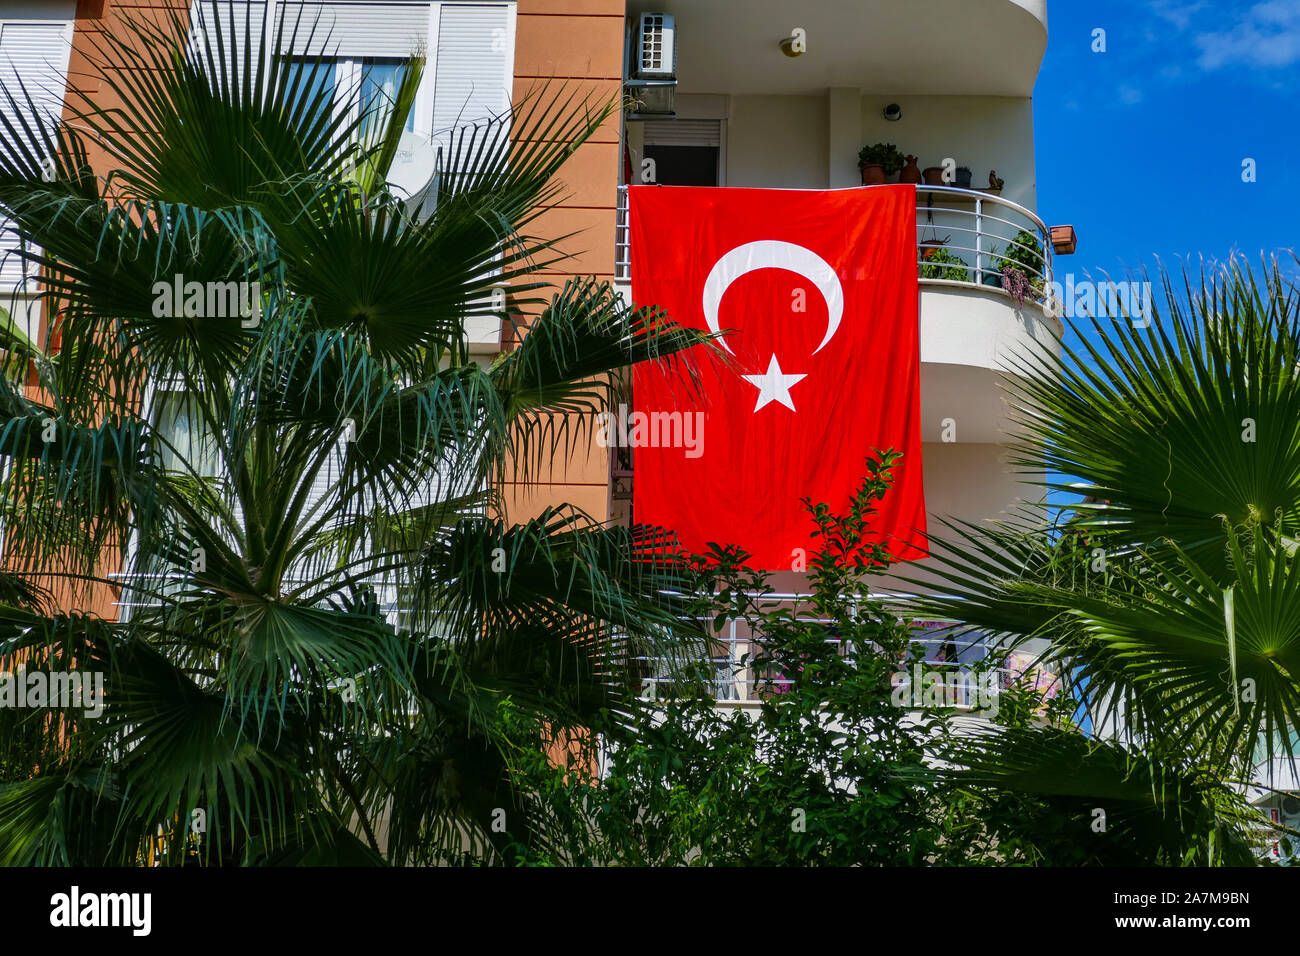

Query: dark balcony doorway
[643,145,718,186]
[641,118,721,187]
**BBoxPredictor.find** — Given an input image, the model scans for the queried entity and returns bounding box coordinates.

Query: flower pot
[922,166,945,186]
[860,163,887,185]
[899,155,922,184]
[1050,224,1078,254]
[955,166,972,188]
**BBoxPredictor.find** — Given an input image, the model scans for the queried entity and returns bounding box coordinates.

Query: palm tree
[908,256,1300,864]
[0,2,712,864]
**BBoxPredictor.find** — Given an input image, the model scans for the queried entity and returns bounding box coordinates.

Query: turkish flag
[630,185,925,570]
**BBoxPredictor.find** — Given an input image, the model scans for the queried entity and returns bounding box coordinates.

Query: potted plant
[919,244,971,282]
[858,142,905,185]
[997,229,1046,303]
[919,233,949,256]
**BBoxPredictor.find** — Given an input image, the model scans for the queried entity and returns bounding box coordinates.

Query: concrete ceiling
[627,0,1048,97]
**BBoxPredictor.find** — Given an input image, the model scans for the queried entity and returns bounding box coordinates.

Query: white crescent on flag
[701,240,845,355]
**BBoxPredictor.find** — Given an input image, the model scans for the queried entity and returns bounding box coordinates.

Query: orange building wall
[505,0,624,525]
[49,0,625,589]
[19,0,186,620]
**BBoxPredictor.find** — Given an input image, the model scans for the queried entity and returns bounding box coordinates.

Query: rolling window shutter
[274,2,430,58]
[430,3,511,162]
[188,1,268,79]
[641,119,721,147]
[0,20,71,291]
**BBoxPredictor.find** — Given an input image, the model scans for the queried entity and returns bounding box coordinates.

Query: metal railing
[110,578,1058,712]
[914,185,1052,294]
[614,184,1053,298]
[636,592,1055,709]
[110,571,412,630]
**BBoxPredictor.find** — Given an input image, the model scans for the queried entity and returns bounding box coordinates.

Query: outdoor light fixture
[883,103,902,121]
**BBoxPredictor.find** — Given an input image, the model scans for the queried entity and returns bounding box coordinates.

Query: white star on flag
[743,354,807,412]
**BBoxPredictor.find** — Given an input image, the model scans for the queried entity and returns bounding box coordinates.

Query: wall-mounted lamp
[883,103,902,121]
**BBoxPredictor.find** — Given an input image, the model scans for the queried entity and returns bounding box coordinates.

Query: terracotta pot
[899,155,922,184]
[922,166,946,186]
[1050,224,1078,254]
[860,163,887,185]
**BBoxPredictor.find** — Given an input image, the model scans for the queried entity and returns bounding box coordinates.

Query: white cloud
[1149,0,1211,30]
[1193,0,1300,69]
[1118,85,1145,104]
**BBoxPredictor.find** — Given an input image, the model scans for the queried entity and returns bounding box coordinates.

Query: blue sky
[1035,0,1299,286]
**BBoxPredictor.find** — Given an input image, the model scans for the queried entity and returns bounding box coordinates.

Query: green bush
[1001,229,1045,280]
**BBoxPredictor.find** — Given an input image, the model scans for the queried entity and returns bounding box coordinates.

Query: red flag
[629,185,925,570]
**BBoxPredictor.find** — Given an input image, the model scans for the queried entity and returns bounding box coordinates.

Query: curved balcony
[616,183,1051,290]
[615,183,1058,316]
[915,185,1050,294]
[614,184,1062,445]
[627,0,1047,98]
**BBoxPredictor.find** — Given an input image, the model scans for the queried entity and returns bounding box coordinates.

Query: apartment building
[0,0,1068,696]
[612,1,1067,701]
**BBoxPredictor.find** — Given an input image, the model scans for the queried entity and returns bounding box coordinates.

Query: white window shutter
[0,20,71,292]
[188,0,268,81]
[430,3,512,165]
[274,2,430,58]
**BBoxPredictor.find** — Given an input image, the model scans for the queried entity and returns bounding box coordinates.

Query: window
[124,387,226,610]
[282,56,335,129]
[641,119,723,187]
[283,55,414,136]
[152,390,222,478]
[0,17,73,294]
[359,59,414,134]
[261,0,516,153]
[428,3,514,163]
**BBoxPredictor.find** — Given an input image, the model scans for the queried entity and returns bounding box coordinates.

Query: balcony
[637,592,1060,715]
[627,0,1048,98]
[614,184,1060,411]
[610,183,1061,551]
[617,183,1050,289]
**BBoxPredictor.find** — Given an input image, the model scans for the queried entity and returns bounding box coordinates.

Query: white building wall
[725,95,828,189]
[706,92,1036,213]
[859,94,1038,211]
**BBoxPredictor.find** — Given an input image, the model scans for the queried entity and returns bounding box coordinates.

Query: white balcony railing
[614,184,1053,302]
[637,592,1058,709]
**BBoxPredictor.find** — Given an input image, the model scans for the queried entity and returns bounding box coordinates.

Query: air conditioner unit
[626,13,677,116]
[633,13,676,79]
[1281,794,1300,828]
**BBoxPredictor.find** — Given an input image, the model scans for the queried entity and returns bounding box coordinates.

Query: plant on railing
[999,229,1046,304]
[920,246,971,282]
[1002,265,1038,304]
